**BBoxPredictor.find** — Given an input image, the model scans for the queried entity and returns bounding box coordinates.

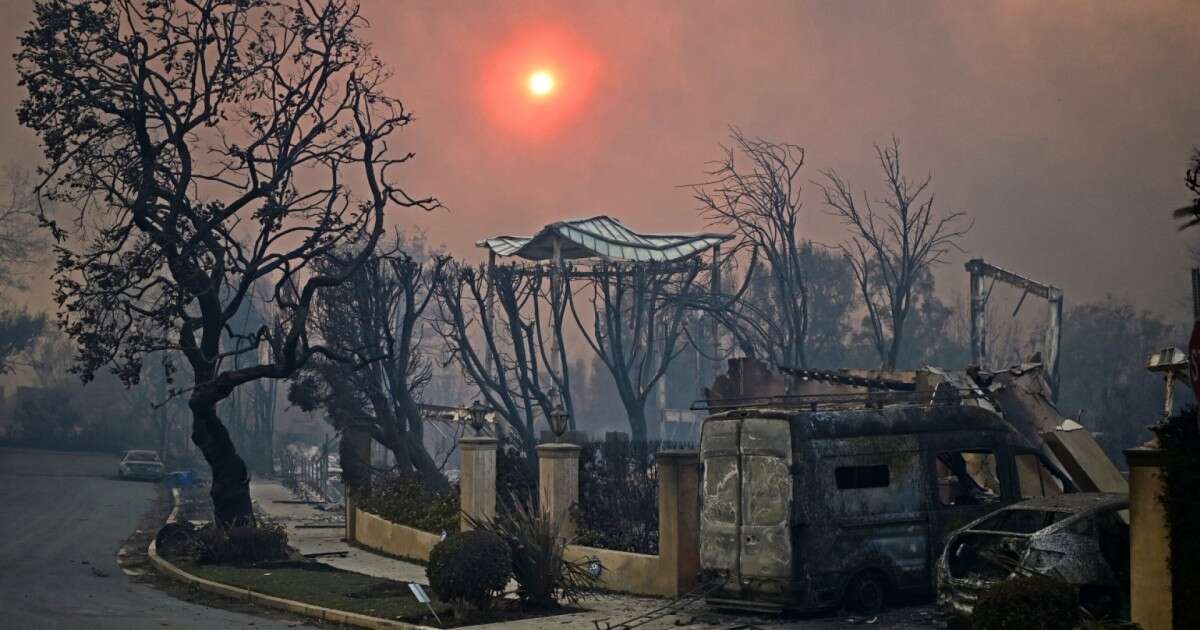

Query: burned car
[937,493,1130,618]
[117,449,165,481]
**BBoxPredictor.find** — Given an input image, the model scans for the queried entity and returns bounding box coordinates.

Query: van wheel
[845,572,887,614]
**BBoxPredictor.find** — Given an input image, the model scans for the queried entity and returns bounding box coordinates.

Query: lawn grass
[183,560,450,625]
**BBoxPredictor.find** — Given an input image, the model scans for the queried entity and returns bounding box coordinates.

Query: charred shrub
[469,495,598,608]
[154,521,198,559]
[194,521,290,564]
[571,439,689,554]
[355,471,459,534]
[426,530,511,610]
[971,575,1080,630]
[496,438,537,516]
[1157,405,1200,629]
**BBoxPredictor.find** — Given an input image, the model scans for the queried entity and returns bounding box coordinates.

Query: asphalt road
[0,447,306,630]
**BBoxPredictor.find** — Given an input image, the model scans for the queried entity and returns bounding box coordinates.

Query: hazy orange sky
[1,0,1198,318]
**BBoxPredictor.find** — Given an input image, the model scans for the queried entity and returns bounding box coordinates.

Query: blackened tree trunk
[189,395,254,526]
[623,398,649,444]
[340,424,373,493]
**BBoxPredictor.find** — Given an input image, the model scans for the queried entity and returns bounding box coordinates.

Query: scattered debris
[302,551,349,559]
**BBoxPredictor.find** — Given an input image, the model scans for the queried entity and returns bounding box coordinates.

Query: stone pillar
[655,450,701,596]
[459,436,498,531]
[537,442,582,539]
[1125,446,1171,630]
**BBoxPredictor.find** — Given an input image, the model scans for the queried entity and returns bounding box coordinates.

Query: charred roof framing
[964,258,1064,400]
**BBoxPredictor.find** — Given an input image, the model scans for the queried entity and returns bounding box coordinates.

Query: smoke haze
[0,0,1196,315]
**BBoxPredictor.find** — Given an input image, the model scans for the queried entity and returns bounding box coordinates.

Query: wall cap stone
[536,442,582,458]
[459,436,498,449]
[656,449,699,462]
[1124,446,1168,467]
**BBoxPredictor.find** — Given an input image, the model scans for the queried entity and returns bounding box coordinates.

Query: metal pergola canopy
[476,215,732,263]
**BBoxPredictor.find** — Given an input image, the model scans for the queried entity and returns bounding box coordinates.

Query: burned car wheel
[845,571,887,614]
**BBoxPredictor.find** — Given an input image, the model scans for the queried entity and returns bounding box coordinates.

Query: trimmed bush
[427,530,511,609]
[354,472,459,534]
[972,575,1080,630]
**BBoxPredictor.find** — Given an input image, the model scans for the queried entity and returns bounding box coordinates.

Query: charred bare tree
[290,241,448,487]
[569,261,701,443]
[17,0,436,525]
[818,137,970,370]
[690,129,811,368]
[0,165,48,291]
[0,166,49,372]
[435,262,570,455]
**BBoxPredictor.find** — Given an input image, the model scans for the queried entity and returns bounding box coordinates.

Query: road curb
[147,488,438,630]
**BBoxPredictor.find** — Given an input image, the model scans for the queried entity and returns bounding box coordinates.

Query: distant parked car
[937,493,1130,619]
[118,450,165,481]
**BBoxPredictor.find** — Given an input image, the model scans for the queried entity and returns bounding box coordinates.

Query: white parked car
[118,450,165,481]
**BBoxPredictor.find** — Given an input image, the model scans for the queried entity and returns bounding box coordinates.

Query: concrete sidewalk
[250,479,429,585]
[248,479,702,629]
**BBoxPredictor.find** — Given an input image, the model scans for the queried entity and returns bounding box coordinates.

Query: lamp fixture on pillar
[467,400,488,436]
[1146,347,1187,420]
[548,403,569,440]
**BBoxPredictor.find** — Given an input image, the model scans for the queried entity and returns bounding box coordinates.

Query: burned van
[698,402,1075,614]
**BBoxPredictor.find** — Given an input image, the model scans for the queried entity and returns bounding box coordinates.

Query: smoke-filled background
[0,0,1196,463]
[0,1,1197,311]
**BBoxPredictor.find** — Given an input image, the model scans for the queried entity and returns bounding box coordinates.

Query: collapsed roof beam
[965,258,1064,401]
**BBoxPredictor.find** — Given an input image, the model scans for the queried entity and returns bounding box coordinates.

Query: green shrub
[469,495,598,608]
[354,472,459,534]
[972,575,1080,630]
[427,530,511,609]
[194,521,290,564]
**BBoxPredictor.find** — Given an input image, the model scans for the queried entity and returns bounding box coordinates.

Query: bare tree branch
[816,136,971,369]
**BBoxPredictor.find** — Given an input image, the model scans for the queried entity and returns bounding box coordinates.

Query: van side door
[924,440,1009,573]
[814,435,930,597]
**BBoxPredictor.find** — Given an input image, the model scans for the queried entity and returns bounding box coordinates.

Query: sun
[528,70,555,97]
